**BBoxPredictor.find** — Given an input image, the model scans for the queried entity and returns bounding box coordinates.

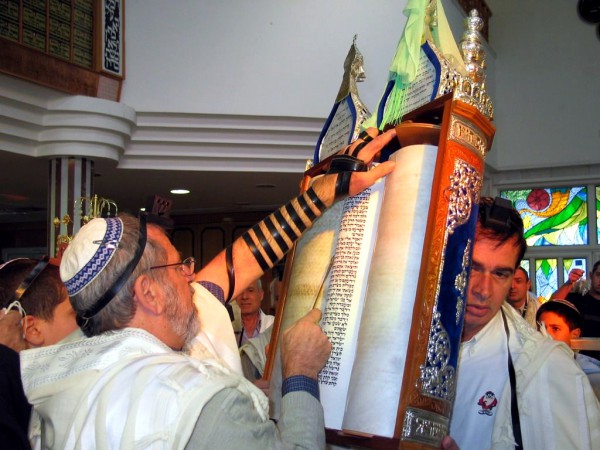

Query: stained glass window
[535,258,558,303]
[563,258,587,281]
[520,260,530,277]
[501,187,588,246]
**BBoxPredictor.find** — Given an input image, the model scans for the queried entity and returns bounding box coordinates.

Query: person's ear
[133,274,164,316]
[23,315,45,348]
[570,327,582,339]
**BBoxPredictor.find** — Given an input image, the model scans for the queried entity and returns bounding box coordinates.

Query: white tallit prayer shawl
[490,304,600,450]
[240,325,273,378]
[186,283,243,375]
[21,328,268,450]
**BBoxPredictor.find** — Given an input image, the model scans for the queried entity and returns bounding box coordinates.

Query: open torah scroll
[266,97,495,449]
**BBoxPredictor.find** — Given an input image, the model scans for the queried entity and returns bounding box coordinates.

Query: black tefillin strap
[357,130,374,143]
[77,215,148,331]
[502,309,523,449]
[223,245,235,321]
[326,154,368,201]
[232,187,328,313]
[13,256,50,302]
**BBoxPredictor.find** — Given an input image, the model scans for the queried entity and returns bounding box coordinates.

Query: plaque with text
[314,36,370,164]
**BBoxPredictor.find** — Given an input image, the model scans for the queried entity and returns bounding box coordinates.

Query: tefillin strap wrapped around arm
[221,187,328,302]
[326,155,368,201]
[241,187,327,273]
[224,245,235,306]
[227,136,374,301]
[223,187,326,303]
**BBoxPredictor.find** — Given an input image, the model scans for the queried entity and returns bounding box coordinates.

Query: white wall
[122,0,463,117]
[486,0,600,171]
[121,0,599,172]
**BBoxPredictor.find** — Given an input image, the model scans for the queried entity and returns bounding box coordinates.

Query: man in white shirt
[235,279,274,347]
[443,197,600,450]
[506,266,539,328]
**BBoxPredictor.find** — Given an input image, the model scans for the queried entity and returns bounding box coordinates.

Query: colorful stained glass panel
[520,260,530,277]
[501,187,588,246]
[535,258,558,303]
[563,258,587,281]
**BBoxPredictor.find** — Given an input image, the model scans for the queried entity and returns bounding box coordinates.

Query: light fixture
[170,189,190,195]
[53,194,117,257]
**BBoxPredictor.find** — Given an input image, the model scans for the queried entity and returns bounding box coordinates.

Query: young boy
[536,299,600,399]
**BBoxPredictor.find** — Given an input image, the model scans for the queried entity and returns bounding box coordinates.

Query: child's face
[538,311,580,346]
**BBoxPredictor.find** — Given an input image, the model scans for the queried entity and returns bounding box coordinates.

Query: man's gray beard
[164,283,201,346]
[179,303,200,346]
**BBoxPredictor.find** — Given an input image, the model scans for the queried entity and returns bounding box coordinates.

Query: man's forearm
[195,128,397,300]
[550,282,573,300]
[195,185,330,302]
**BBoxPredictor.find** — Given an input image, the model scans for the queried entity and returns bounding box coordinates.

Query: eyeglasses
[149,257,195,277]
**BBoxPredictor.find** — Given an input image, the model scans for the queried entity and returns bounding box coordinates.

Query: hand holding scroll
[311,127,397,208]
[281,308,332,380]
[196,128,397,303]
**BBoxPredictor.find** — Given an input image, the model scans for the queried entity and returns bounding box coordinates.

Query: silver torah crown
[454,9,494,120]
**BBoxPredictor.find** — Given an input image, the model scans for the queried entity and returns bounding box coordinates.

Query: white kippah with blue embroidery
[60,217,123,296]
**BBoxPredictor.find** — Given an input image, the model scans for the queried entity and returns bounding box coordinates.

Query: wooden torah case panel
[265,95,495,449]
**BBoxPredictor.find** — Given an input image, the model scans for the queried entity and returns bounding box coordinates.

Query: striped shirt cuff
[282,375,320,401]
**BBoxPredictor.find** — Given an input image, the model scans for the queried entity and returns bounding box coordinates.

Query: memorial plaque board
[0,0,123,100]
[0,0,19,42]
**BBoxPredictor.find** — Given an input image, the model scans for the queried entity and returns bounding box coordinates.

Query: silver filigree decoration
[418,311,455,401]
[454,239,472,325]
[336,34,366,102]
[402,407,449,446]
[449,116,488,157]
[454,10,494,120]
[446,159,482,234]
[425,9,494,120]
[426,41,463,100]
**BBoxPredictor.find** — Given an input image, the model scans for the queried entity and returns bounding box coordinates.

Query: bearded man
[20,128,395,449]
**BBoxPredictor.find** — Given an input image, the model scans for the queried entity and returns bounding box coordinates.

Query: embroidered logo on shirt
[477,391,498,415]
